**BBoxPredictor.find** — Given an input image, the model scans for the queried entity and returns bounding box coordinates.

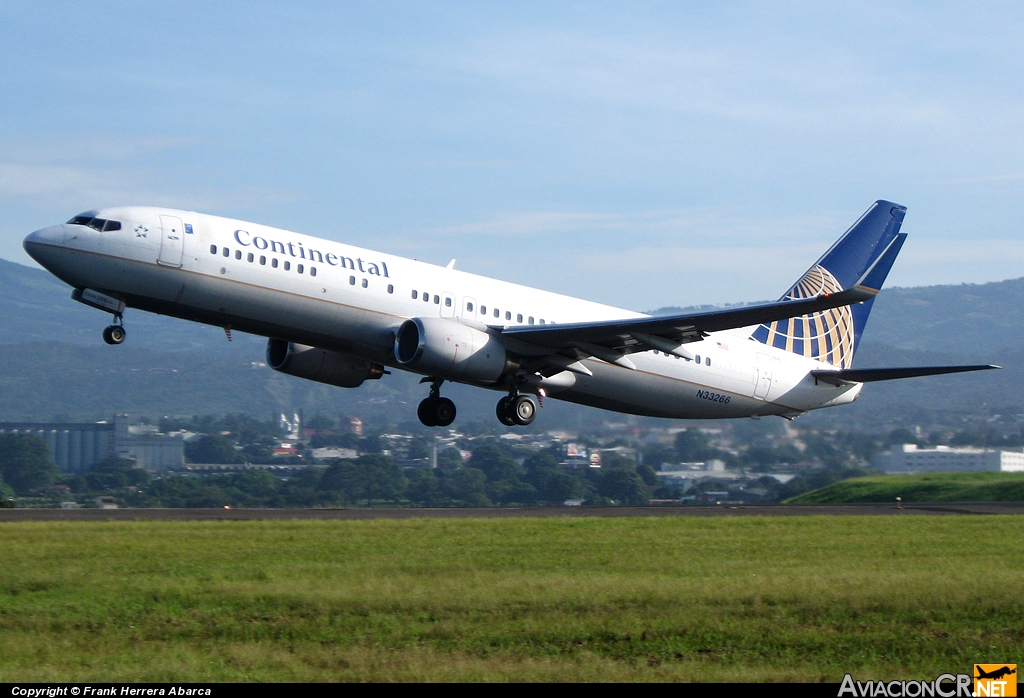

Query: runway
[1,502,1021,521]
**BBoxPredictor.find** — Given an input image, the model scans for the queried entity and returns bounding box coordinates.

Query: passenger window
[310,267,317,277]
[210,245,217,254]
[283,261,290,271]
[517,313,523,323]
[362,278,368,288]
[493,308,499,318]
[412,290,418,299]
[446,297,452,307]
[539,319,545,325]
[424,293,430,302]
[298,264,304,274]
[433,295,439,304]
[350,276,356,285]
[103,220,121,232]
[467,302,474,312]
[528,317,534,325]
[695,355,701,364]
[259,256,266,265]
[706,357,711,366]
[247,253,254,262]
[480,306,486,314]
[235,250,241,260]
[505,311,511,320]
[387,284,394,294]
[222,247,230,257]
[273,258,279,268]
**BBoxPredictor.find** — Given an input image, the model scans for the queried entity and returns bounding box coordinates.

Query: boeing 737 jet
[23,200,997,427]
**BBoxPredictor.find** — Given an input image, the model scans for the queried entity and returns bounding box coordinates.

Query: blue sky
[2,2,1023,311]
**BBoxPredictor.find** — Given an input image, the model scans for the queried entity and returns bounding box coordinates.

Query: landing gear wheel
[433,397,456,427]
[102,325,125,345]
[496,396,515,426]
[511,395,536,426]
[417,398,438,427]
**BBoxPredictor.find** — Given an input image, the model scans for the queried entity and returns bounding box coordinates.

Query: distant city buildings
[654,461,795,491]
[873,444,1024,473]
[0,415,184,471]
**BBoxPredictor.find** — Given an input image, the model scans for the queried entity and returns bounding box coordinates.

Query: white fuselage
[23,206,863,420]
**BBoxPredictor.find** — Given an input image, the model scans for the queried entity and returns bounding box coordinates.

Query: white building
[873,444,1024,473]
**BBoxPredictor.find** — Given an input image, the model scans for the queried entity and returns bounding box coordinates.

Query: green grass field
[1,516,1021,682]
[786,472,1024,504]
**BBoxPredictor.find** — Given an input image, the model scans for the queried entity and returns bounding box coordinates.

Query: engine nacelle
[266,339,385,388]
[394,316,512,384]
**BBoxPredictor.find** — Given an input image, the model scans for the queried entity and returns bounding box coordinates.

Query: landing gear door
[158,215,184,267]
[754,352,773,400]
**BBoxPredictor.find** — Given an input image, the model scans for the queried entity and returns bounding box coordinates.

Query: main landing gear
[415,377,538,428]
[496,381,536,427]
[102,314,126,345]
[417,379,456,428]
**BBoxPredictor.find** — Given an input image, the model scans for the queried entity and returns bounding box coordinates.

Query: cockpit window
[67,215,121,232]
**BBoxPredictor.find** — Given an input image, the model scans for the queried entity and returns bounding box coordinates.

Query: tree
[84,458,150,491]
[443,467,490,506]
[0,434,60,494]
[319,460,362,503]
[185,434,243,464]
[306,414,338,431]
[406,469,445,507]
[524,452,584,503]
[358,454,405,503]
[407,437,432,460]
[437,447,464,469]
[469,441,522,482]
[596,468,651,505]
[0,473,15,506]
[675,429,715,462]
[319,455,405,504]
[636,463,659,488]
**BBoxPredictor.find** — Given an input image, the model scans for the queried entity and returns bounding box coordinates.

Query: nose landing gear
[102,314,126,345]
[417,379,456,427]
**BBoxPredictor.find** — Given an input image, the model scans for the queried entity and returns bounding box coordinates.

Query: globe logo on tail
[754,265,855,369]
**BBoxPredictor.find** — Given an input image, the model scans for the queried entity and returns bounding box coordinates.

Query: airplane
[975,666,1016,681]
[22,200,998,428]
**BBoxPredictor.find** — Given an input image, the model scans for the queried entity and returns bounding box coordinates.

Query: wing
[811,365,1000,386]
[499,237,901,372]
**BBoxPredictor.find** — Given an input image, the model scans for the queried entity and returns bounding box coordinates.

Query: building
[654,462,795,491]
[0,415,184,472]
[873,444,1024,473]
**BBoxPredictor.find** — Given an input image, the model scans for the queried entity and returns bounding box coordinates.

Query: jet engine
[266,339,385,388]
[394,316,514,384]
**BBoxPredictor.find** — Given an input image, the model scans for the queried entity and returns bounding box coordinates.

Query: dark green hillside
[865,278,1024,354]
[655,277,1024,356]
[786,473,1024,503]
[2,256,1021,422]
[0,341,585,426]
[0,258,262,352]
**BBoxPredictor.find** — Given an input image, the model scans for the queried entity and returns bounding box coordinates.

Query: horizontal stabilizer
[811,364,1001,386]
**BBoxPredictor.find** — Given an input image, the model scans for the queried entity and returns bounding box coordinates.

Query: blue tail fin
[750,200,907,368]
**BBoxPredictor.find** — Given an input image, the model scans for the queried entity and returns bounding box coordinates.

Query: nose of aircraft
[23,224,67,268]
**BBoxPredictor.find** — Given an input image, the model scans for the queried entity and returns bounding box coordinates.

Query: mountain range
[1,257,1020,431]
